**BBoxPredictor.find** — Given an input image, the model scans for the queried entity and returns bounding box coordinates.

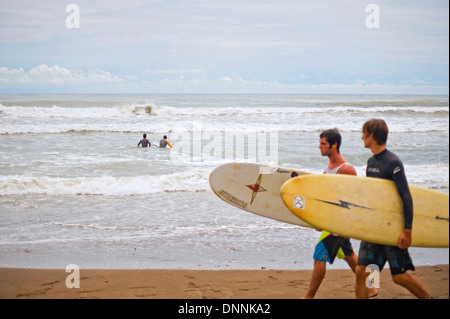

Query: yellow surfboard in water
[280,174,449,248]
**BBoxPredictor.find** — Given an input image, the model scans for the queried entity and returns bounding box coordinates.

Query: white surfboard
[209,163,313,227]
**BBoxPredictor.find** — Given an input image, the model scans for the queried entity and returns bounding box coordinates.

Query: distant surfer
[138,134,151,148]
[302,128,378,299]
[355,119,431,299]
[159,135,173,148]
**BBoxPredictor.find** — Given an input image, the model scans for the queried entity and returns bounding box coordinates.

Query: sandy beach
[0,264,447,299]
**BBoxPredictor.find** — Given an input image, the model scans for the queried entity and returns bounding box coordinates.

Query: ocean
[0,94,448,270]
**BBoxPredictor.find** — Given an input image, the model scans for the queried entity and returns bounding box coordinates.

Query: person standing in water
[159,135,173,148]
[138,134,151,148]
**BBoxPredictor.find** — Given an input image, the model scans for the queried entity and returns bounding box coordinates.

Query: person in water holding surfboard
[355,119,431,299]
[138,133,151,148]
[159,135,173,148]
[302,128,378,299]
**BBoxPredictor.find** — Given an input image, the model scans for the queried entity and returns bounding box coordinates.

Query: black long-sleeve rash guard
[366,149,413,230]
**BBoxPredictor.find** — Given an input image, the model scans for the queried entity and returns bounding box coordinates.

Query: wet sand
[0,264,447,299]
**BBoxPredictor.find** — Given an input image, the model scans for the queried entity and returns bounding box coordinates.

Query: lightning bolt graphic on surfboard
[317,199,372,210]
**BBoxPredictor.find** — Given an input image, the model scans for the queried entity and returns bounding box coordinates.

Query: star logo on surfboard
[247,174,266,205]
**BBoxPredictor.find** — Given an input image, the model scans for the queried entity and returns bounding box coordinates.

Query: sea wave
[1,102,448,135]
[53,222,147,231]
[1,120,447,135]
[0,103,154,119]
[0,168,211,196]
[1,103,448,119]
[316,100,449,107]
[0,164,447,196]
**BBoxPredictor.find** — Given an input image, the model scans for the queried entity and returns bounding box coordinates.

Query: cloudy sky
[0,0,448,94]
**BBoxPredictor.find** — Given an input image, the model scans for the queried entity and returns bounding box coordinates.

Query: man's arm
[391,160,414,249]
[337,164,357,176]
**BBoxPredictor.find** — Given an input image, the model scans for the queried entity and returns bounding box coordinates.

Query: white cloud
[0,1,448,94]
[139,74,447,94]
[143,69,206,75]
[0,64,447,94]
[0,64,124,86]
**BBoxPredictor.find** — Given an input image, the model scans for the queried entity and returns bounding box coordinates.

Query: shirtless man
[138,133,151,148]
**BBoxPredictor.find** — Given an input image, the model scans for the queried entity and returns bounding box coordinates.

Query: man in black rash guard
[355,119,431,299]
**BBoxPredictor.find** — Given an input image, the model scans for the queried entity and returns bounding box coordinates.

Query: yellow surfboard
[209,163,313,227]
[280,174,449,248]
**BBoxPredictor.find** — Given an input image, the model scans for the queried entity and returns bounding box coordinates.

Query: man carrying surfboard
[302,128,377,299]
[355,119,431,299]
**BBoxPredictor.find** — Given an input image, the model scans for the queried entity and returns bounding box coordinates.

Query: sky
[0,0,448,94]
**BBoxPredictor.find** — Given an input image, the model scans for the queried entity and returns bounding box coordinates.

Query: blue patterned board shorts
[313,235,354,264]
[357,241,415,275]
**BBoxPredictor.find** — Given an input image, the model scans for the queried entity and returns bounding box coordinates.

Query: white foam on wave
[1,102,447,119]
[1,163,447,196]
[0,103,154,119]
[1,102,448,135]
[148,104,450,117]
[0,168,212,196]
[405,163,449,189]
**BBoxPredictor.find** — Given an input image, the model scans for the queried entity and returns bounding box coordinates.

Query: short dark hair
[320,128,342,152]
[362,119,389,146]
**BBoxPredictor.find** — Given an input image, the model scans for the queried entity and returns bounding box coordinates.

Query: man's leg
[347,256,378,298]
[302,259,326,299]
[344,254,357,272]
[392,272,431,299]
[355,265,370,299]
